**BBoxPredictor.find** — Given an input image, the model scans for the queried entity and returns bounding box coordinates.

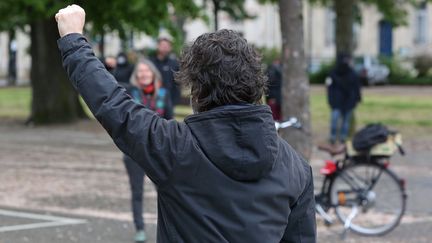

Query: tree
[259,0,312,158]
[0,0,200,124]
[334,0,358,56]
[7,29,17,86]
[30,18,88,123]
[278,0,312,159]
[206,0,254,31]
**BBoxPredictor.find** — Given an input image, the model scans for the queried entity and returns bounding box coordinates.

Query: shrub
[309,61,334,84]
[380,57,432,85]
[256,47,281,66]
[413,54,432,77]
[380,57,412,83]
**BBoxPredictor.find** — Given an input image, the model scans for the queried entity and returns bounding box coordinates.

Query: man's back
[154,105,315,242]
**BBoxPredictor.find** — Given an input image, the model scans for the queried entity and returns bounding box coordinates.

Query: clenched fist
[55,5,85,38]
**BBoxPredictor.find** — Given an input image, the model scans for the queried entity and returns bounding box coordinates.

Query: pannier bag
[347,124,402,157]
[352,124,389,151]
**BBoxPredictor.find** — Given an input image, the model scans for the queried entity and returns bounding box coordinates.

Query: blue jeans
[123,155,145,231]
[330,109,353,143]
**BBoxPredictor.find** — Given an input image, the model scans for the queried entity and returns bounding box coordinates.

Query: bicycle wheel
[329,161,406,236]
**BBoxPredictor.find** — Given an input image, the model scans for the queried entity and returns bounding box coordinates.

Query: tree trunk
[334,0,359,135]
[279,0,312,159]
[30,18,87,124]
[213,0,220,31]
[7,29,17,86]
[334,0,358,56]
[175,15,187,45]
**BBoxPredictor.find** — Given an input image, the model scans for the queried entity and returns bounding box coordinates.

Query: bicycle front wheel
[329,162,406,236]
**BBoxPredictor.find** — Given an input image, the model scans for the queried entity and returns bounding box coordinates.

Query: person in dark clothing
[102,56,116,74]
[124,58,172,242]
[327,53,362,144]
[266,59,282,121]
[55,5,316,243]
[150,37,180,112]
[8,39,17,85]
[113,52,134,85]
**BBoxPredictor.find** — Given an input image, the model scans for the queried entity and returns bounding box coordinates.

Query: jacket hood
[185,105,279,182]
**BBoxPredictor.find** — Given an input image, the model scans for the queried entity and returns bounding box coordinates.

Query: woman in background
[124,58,172,242]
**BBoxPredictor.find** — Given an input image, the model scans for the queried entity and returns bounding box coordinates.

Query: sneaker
[134,230,147,242]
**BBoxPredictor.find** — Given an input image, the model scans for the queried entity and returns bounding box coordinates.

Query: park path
[1,99,432,242]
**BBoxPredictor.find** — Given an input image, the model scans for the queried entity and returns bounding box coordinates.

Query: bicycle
[275,119,407,238]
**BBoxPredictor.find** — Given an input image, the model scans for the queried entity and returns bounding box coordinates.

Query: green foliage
[413,54,432,77]
[389,76,432,85]
[380,57,413,84]
[257,0,278,5]
[380,57,432,85]
[0,0,202,39]
[309,61,335,84]
[256,47,280,66]
[212,0,255,21]
[361,0,409,26]
[0,0,260,49]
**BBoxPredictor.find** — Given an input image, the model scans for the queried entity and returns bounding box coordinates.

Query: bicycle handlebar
[275,117,302,131]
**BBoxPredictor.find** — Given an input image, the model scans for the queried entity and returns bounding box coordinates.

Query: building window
[325,8,336,46]
[414,2,428,44]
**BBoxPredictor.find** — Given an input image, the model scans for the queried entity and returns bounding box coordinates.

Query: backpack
[352,124,389,151]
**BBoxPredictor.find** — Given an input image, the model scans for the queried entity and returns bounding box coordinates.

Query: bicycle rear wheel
[329,161,406,236]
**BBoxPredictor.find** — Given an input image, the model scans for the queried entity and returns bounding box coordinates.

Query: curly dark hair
[176,29,267,112]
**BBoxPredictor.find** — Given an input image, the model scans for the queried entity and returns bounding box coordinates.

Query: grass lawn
[310,87,432,140]
[1,85,431,138]
[0,87,31,118]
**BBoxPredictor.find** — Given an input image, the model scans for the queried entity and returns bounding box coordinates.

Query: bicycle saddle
[318,143,346,157]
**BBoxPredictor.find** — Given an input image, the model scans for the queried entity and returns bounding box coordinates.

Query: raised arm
[55,5,190,186]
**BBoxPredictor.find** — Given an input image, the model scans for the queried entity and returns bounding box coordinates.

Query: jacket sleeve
[164,91,174,120]
[57,33,190,186]
[280,166,317,243]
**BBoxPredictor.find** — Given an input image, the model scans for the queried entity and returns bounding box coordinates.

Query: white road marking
[0,209,86,233]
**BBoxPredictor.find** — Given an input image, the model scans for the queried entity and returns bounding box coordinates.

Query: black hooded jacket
[328,55,362,112]
[58,33,316,243]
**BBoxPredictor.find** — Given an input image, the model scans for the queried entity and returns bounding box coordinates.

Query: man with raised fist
[55,5,316,243]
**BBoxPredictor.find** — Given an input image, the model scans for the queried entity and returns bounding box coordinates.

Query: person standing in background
[266,58,282,121]
[8,39,17,85]
[326,53,362,144]
[113,52,134,85]
[103,56,117,74]
[150,37,180,115]
[124,58,172,242]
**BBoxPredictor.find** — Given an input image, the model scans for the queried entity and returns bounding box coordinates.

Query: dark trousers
[123,155,145,231]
